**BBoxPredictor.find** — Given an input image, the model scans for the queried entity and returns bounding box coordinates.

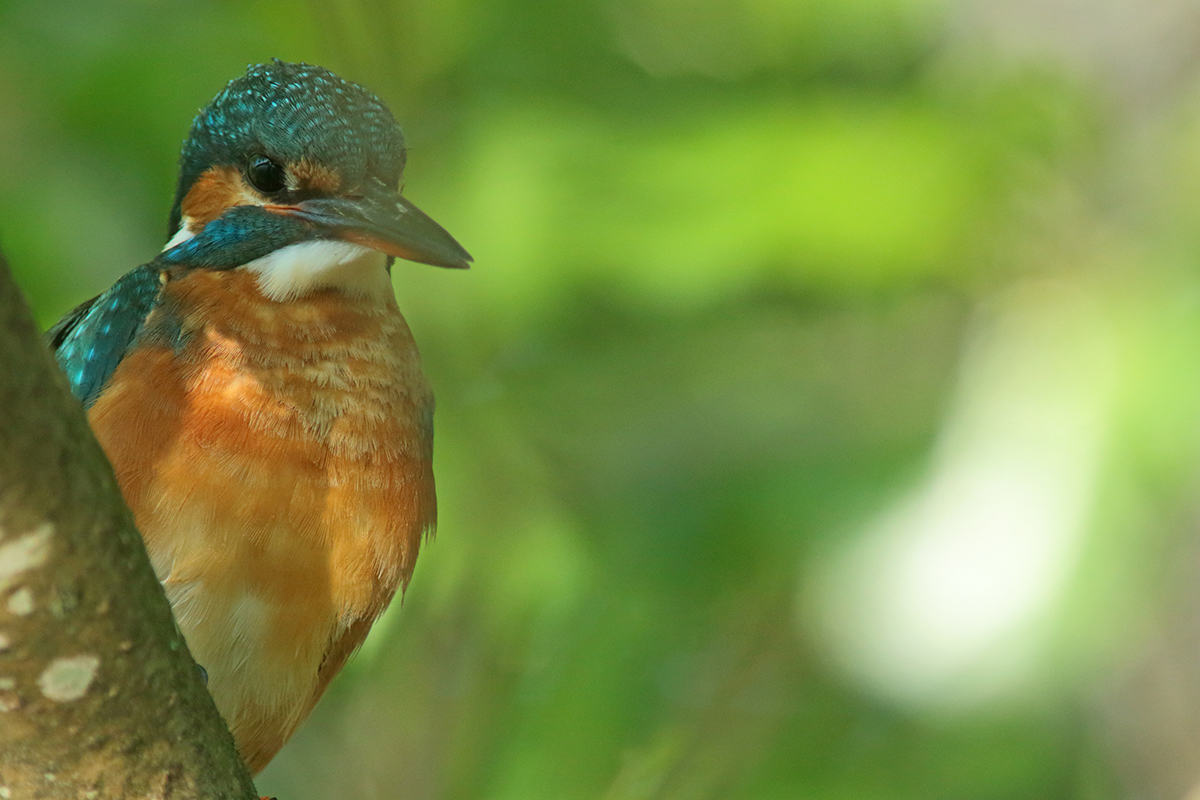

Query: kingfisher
[45,60,470,773]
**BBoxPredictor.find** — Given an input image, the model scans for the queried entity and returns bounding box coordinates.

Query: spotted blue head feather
[169,60,406,238]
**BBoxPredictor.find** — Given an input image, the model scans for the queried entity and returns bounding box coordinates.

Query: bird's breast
[86,268,435,769]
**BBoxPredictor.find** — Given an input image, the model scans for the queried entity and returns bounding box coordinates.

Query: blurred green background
[7,0,1200,797]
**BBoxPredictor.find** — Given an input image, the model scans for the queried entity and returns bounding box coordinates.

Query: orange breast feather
[86,268,435,773]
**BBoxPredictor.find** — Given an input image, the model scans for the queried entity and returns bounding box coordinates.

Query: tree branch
[0,248,258,799]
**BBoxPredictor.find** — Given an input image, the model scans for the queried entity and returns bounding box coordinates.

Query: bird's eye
[246,155,287,193]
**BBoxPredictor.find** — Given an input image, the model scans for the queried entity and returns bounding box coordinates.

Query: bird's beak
[269,183,472,269]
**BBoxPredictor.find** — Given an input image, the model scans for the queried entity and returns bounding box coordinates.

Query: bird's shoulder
[47,264,164,409]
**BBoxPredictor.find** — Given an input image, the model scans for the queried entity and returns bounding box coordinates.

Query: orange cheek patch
[182,165,248,229]
[291,159,341,194]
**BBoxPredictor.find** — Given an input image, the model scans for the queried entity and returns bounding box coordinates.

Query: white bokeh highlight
[810,280,1117,710]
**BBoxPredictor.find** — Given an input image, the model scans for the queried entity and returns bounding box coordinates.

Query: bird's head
[159,60,470,300]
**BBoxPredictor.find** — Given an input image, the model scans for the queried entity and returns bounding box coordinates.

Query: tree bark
[0,249,258,799]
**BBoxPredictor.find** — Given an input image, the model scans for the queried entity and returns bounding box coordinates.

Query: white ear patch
[244,240,391,302]
[163,219,197,250]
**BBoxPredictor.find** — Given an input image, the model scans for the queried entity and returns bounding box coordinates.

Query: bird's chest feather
[86,269,435,753]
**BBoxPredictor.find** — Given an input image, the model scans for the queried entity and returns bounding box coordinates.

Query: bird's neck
[151,267,429,452]
[161,265,408,342]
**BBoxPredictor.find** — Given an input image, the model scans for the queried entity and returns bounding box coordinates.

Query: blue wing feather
[47,265,162,409]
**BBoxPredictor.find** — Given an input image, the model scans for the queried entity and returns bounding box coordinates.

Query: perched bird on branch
[47,60,470,773]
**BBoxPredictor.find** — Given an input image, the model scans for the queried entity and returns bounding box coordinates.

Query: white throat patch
[244,240,389,301]
[162,216,392,302]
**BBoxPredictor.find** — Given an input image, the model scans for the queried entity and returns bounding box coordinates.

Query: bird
[45,60,470,774]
